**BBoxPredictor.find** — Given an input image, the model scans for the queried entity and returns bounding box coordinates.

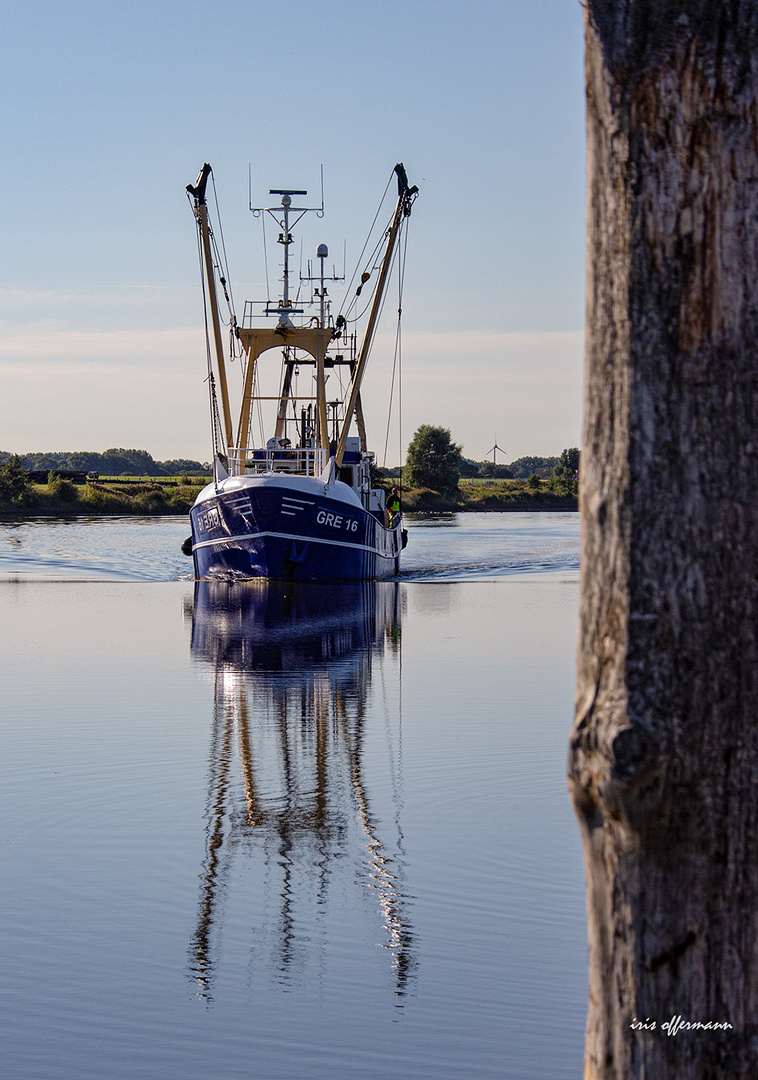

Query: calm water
[0,512,586,1079]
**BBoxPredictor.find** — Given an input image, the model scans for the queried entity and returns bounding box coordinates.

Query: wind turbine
[486,437,506,465]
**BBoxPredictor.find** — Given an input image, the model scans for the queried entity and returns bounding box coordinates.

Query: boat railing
[242,300,288,328]
[227,446,329,477]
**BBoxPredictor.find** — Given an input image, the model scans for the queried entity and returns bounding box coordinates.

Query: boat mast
[187,164,235,450]
[272,191,300,330]
[334,164,417,468]
[269,191,306,443]
[253,187,331,451]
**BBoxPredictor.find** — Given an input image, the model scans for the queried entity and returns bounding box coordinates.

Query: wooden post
[569,2,758,1077]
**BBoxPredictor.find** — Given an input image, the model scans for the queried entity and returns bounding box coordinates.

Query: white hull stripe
[193,529,397,560]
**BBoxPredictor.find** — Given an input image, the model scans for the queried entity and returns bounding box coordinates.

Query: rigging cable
[207,226,243,368]
[206,183,246,407]
[261,211,271,307]
[254,365,266,448]
[382,218,409,470]
[210,170,236,318]
[340,221,405,428]
[337,171,395,320]
[340,222,394,324]
[398,222,408,482]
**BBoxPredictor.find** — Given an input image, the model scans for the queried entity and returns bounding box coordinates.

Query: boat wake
[400,549,580,582]
[0,517,194,582]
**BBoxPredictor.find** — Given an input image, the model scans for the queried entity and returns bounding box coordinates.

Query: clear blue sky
[0,0,585,465]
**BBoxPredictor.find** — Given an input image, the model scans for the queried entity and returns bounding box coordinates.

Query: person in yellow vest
[385,486,401,528]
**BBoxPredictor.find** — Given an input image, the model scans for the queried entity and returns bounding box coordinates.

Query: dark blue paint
[190,486,402,580]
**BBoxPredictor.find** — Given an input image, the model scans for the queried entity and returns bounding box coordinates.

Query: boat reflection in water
[187,579,415,1000]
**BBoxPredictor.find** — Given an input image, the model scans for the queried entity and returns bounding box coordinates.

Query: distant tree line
[0,448,209,476]
[2,435,578,492]
[380,453,564,482]
[460,455,562,480]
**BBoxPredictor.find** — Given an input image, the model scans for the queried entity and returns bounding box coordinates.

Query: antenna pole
[319,246,327,326]
[280,195,293,326]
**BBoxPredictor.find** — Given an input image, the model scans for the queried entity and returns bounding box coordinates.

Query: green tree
[458,457,481,479]
[405,425,463,493]
[159,458,207,475]
[557,446,580,474]
[0,455,32,504]
[550,446,580,495]
[102,448,159,475]
[479,461,514,479]
[507,455,559,479]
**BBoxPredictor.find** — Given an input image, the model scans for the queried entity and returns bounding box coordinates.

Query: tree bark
[569,2,758,1077]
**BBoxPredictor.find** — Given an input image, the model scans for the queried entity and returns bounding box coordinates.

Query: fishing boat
[184,163,418,580]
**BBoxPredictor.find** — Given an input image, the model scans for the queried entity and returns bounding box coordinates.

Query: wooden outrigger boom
[186,164,235,451]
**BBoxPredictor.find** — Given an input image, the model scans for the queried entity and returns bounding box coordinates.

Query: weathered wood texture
[570,2,758,1077]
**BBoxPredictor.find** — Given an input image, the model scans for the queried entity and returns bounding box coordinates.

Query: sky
[0,0,585,466]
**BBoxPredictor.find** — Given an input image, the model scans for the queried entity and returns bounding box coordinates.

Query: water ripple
[0,511,580,583]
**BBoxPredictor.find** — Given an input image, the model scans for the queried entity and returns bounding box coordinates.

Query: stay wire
[398,223,409,483]
[210,170,237,317]
[338,172,395,320]
[339,227,403,442]
[382,218,409,470]
[341,222,394,324]
[208,228,236,333]
[202,178,242,372]
[261,212,271,306]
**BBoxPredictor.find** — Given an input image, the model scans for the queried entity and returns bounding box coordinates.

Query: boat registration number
[316,509,358,533]
[196,506,221,532]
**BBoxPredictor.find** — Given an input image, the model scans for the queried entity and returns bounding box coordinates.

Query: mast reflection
[187,579,415,1000]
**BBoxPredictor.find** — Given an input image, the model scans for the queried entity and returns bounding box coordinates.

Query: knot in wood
[596,720,666,823]
[611,724,649,781]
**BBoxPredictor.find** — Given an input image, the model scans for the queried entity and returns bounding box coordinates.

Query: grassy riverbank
[402,479,577,512]
[0,477,207,517]
[0,475,577,517]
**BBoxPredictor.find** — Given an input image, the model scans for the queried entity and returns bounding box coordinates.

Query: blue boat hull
[190,483,402,581]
